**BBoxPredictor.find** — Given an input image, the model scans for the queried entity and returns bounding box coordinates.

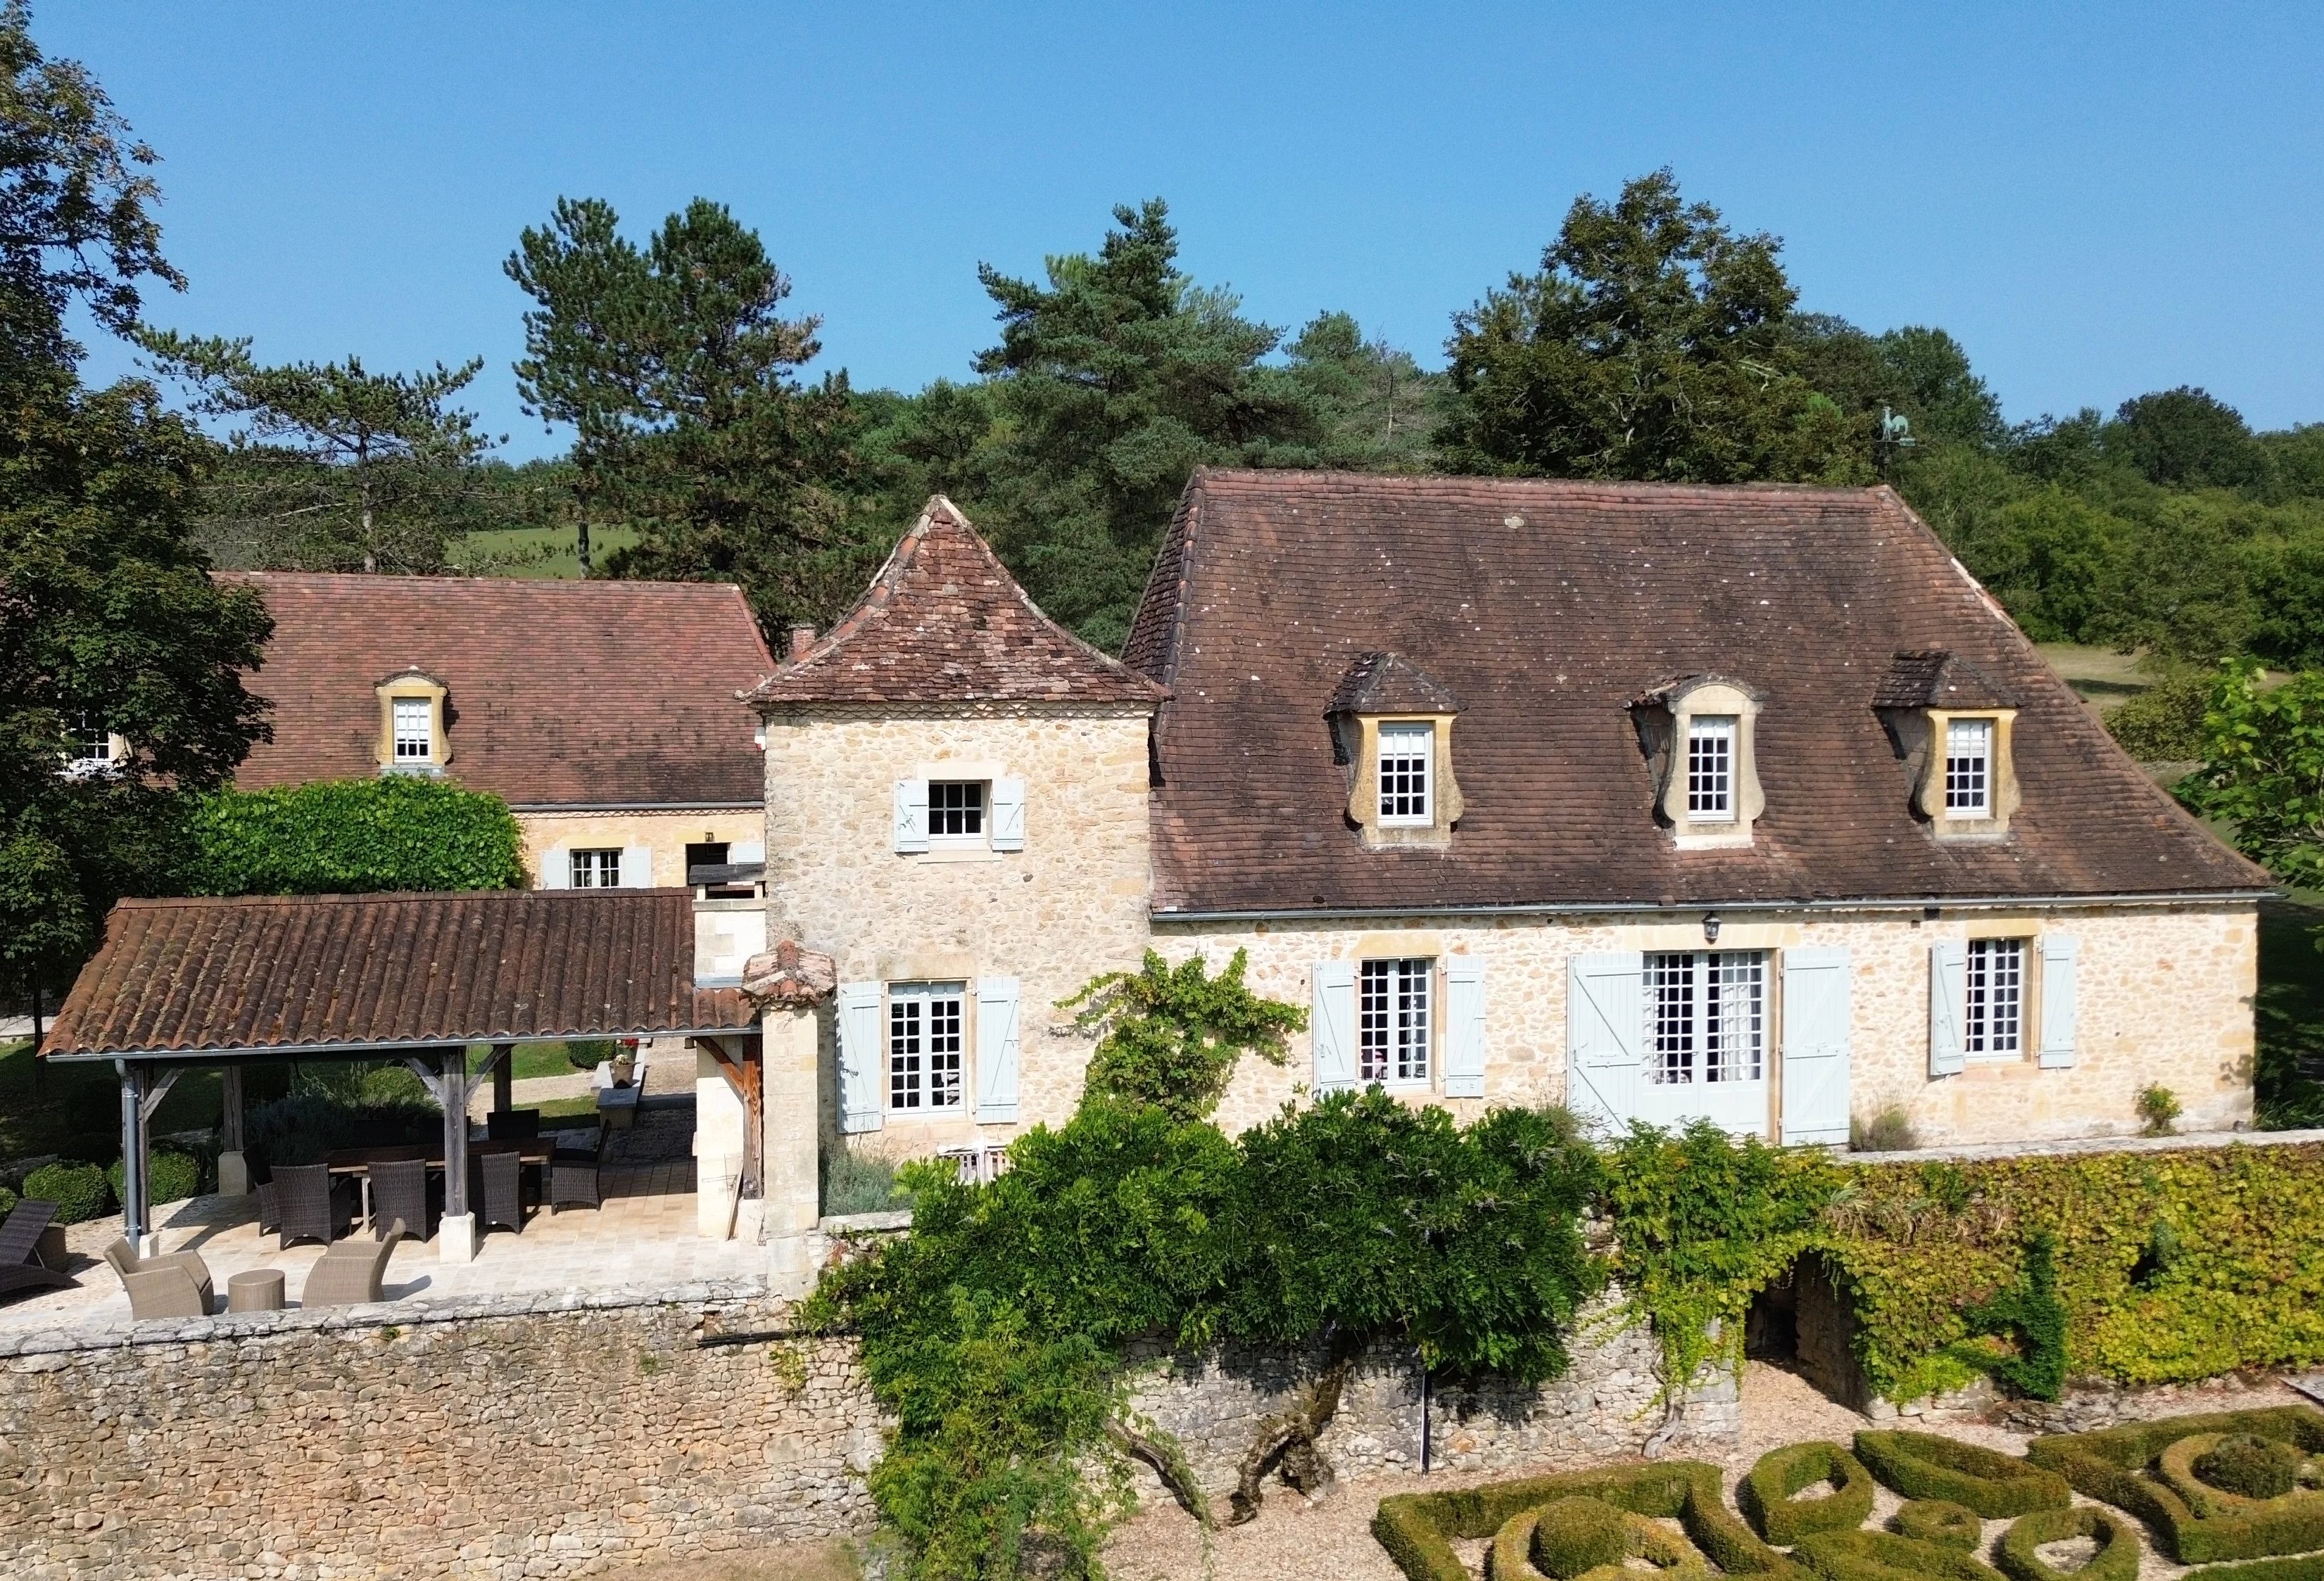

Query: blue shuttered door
[1781,948,1852,1146]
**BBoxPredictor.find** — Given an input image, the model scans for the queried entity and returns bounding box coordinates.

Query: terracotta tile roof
[1325,652,1463,716]
[1873,649,2014,710]
[219,573,775,806]
[1127,469,2268,915]
[43,889,754,1058]
[748,496,1168,709]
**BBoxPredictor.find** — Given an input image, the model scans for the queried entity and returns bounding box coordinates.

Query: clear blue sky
[45,2,2324,461]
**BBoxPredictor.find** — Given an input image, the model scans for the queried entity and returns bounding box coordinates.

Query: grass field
[2035,643,2152,713]
[449,524,639,580]
[0,1039,251,1164]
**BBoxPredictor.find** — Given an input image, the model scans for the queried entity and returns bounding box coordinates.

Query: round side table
[227,1268,286,1314]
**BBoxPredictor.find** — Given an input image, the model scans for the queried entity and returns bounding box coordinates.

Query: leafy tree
[134,332,497,573]
[505,196,873,632]
[969,198,1327,649]
[2107,386,2270,492]
[1439,169,1871,485]
[1282,311,1446,471]
[2175,659,2324,888]
[1061,947,1303,1122]
[0,3,270,1005]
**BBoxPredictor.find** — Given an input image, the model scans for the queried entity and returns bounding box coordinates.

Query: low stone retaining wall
[0,1283,883,1581]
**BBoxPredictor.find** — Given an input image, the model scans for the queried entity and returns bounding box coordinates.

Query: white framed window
[1686,716,1736,821]
[1965,937,2023,1059]
[888,981,966,1112]
[569,848,621,889]
[1377,723,1433,825]
[1646,951,1766,1085]
[928,780,986,843]
[1359,957,1432,1084]
[1945,718,1993,817]
[392,696,434,761]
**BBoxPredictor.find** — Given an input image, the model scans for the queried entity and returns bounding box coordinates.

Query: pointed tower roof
[747,496,1168,708]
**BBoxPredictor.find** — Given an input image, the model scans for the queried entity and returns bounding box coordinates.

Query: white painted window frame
[1376,722,1434,827]
[1686,716,1736,822]
[569,847,621,889]
[1964,936,2025,1061]
[887,979,968,1115]
[1645,949,1766,1086]
[1945,717,1993,818]
[926,780,988,848]
[391,696,434,762]
[1358,956,1433,1086]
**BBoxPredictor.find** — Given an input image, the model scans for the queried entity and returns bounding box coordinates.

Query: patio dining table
[324,1131,600,1231]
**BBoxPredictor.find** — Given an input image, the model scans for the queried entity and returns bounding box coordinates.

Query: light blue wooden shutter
[619,844,652,888]
[2039,935,2079,1069]
[730,839,765,864]
[540,843,570,889]
[1566,953,1644,1131]
[1928,941,1966,1077]
[1781,948,1852,1146]
[892,779,928,853]
[838,981,883,1133]
[975,977,1022,1122]
[1311,961,1356,1093]
[1444,958,1486,1098]
[990,777,1026,851]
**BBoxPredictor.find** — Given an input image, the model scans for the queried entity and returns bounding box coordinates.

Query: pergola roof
[44,889,757,1062]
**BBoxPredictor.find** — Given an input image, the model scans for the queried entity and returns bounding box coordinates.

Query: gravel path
[1101,1363,2313,1581]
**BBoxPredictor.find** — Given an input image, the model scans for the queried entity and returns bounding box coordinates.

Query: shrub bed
[107,1151,199,1207]
[1854,1431,2071,1517]
[1793,1530,2006,1581]
[2025,1408,2324,1563]
[1493,1498,1712,1581]
[20,1160,109,1224]
[1741,1442,1878,1544]
[1995,1506,2141,1581]
[2185,1558,2324,1581]
[1893,1501,1982,1551]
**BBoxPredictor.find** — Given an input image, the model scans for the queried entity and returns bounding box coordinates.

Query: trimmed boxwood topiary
[1373,1460,1792,1581]
[2193,1435,2304,1501]
[106,1152,200,1209]
[1995,1506,2140,1581]
[2025,1408,2324,1564]
[1742,1442,1880,1544]
[1491,1499,1712,1581]
[1894,1501,1983,1551]
[1855,1431,2071,1517]
[2183,1558,2324,1581]
[1530,1497,1630,1577]
[20,1160,110,1225]
[1793,1529,2008,1581]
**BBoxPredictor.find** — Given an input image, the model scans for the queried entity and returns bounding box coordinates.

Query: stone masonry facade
[515,808,764,891]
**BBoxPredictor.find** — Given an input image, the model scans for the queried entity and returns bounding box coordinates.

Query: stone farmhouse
[747,471,2266,1276]
[213,571,775,899]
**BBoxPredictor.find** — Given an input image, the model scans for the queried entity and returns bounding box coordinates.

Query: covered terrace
[32,888,765,1293]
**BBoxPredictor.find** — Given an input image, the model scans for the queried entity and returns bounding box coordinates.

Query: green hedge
[2186,1558,2324,1581]
[1529,1497,1630,1577]
[0,1185,16,1224]
[1373,1461,1790,1581]
[1995,1506,2140,1581]
[2025,1408,2324,1563]
[1893,1502,1981,1551]
[2194,1435,2305,1499]
[1824,1143,2324,1401]
[181,777,526,896]
[107,1151,199,1207]
[1854,1432,2071,1518]
[1741,1442,1878,1544]
[1792,1530,2006,1581]
[21,1160,110,1225]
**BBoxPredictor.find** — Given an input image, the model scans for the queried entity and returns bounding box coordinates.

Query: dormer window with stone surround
[1634,675,1765,848]
[1874,650,2019,839]
[374,668,449,775]
[1326,652,1465,850]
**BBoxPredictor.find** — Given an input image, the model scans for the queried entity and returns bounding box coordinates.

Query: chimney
[787,623,816,662]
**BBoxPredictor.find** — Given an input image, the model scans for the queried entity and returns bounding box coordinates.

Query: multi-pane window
[72,715,113,766]
[569,848,621,888]
[1646,951,1766,1085]
[1965,937,2024,1059]
[1359,957,1432,1084]
[1686,716,1736,820]
[928,781,985,839]
[392,697,433,761]
[888,982,966,1111]
[1377,723,1433,825]
[1945,718,1993,817]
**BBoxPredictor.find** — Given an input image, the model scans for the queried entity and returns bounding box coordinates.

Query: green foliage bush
[2194,1435,2305,1500]
[2183,1558,2324,1581]
[1893,1501,1981,1551]
[1740,1442,1878,1544]
[1527,1497,1630,1577]
[819,1146,907,1217]
[1995,1506,2140,1581]
[1498,1499,1710,1581]
[2023,1408,2324,1563]
[1957,1232,2068,1400]
[1852,1432,2069,1518]
[246,1091,440,1169]
[107,1150,198,1206]
[1061,948,1303,1122]
[0,1185,15,1223]
[22,1160,109,1224]
[180,777,526,896]
[1370,1461,1787,1581]
[2105,668,2209,761]
[1792,1530,2005,1581]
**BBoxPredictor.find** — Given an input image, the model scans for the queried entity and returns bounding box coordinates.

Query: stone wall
[1155,901,2256,1147]
[515,807,764,891]
[0,1286,882,1581]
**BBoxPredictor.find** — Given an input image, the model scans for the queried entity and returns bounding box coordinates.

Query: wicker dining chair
[272,1162,348,1250]
[470,1149,524,1235]
[254,1179,281,1239]
[485,1107,541,1141]
[548,1129,604,1213]
[366,1157,432,1242]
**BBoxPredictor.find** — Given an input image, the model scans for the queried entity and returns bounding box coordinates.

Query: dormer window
[1377,723,1434,825]
[1945,718,1993,818]
[374,668,449,774]
[1325,652,1465,851]
[1686,716,1736,821]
